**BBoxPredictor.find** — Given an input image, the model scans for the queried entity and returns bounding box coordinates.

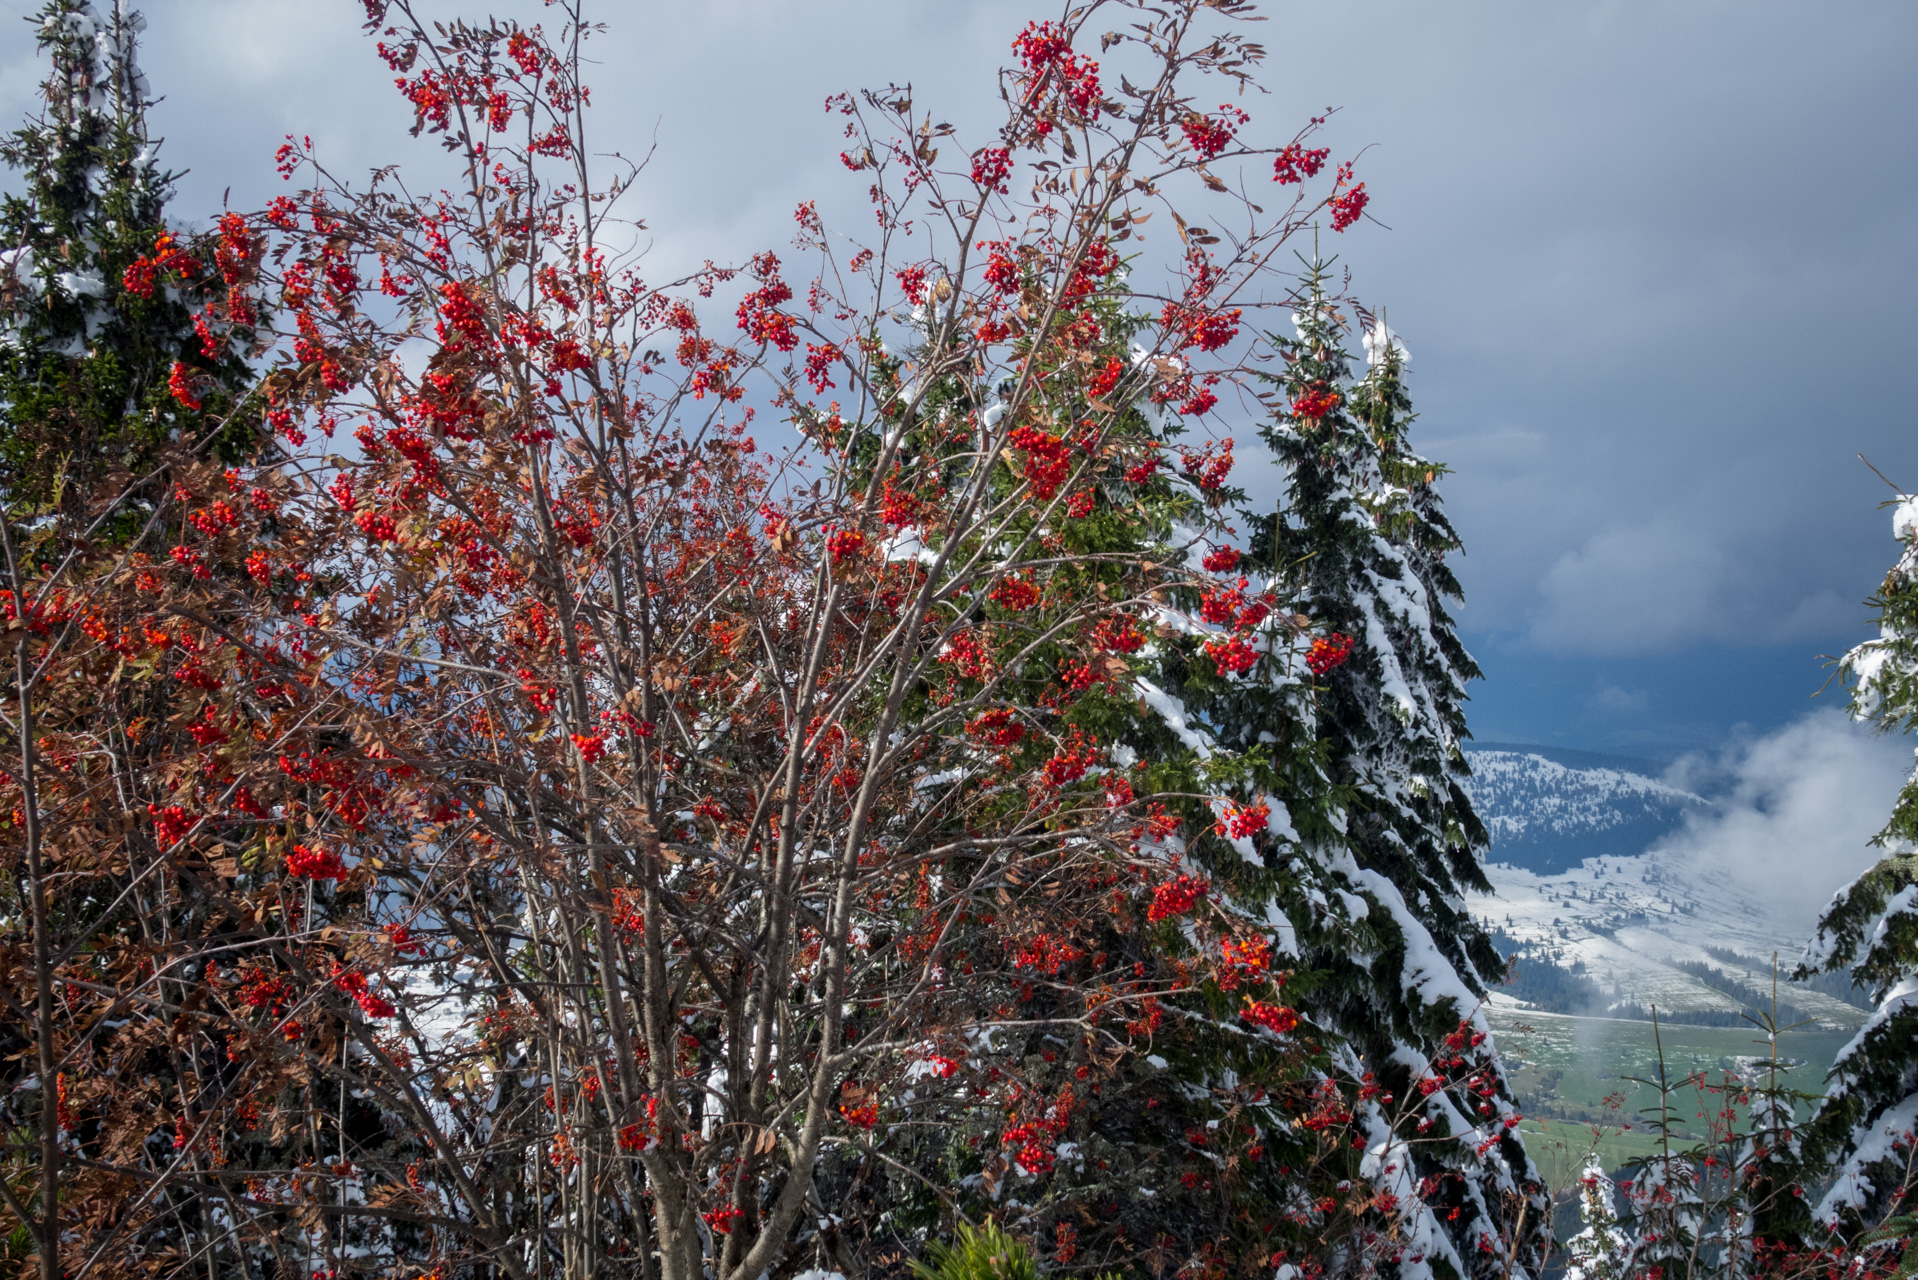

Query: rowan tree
[0,3,1548,1279]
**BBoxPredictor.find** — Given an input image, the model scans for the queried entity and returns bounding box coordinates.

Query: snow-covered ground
[1462,744,1871,1029]
[1469,750,1702,854]
[1474,852,1864,1027]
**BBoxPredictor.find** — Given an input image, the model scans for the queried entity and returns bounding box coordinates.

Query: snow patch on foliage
[883,529,939,566]
[1817,1075,1918,1222]
[1894,496,1918,542]
[1361,873,1462,1009]
[1359,1107,1459,1280]
[1361,320,1408,368]
[1351,591,1416,724]
[1135,678,1212,759]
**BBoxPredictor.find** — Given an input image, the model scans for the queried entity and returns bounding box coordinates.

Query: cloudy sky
[6,0,1914,754]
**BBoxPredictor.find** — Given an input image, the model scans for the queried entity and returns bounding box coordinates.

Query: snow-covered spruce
[0,0,260,519]
[1125,266,1545,1280]
[1798,491,1918,1234]
[1565,1157,1631,1280]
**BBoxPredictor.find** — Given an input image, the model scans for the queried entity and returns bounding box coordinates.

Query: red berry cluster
[876,476,921,528]
[803,342,841,395]
[1329,164,1369,232]
[989,575,1041,611]
[736,253,797,351]
[838,1096,878,1131]
[1291,386,1341,421]
[285,843,348,881]
[980,241,1021,295]
[1012,932,1086,975]
[1272,143,1330,186]
[189,499,239,536]
[1179,438,1235,490]
[1218,934,1275,990]
[1009,425,1073,500]
[1204,635,1258,677]
[1147,874,1209,922]
[1215,800,1270,841]
[1161,301,1242,354]
[332,964,397,1020]
[1242,999,1300,1036]
[1199,579,1269,633]
[1090,616,1145,654]
[937,631,991,681]
[702,1206,746,1234]
[1182,104,1249,159]
[1085,355,1125,402]
[1001,1089,1074,1175]
[1202,546,1242,573]
[168,362,203,411]
[1012,21,1102,118]
[435,280,492,351]
[825,528,867,565]
[122,231,201,299]
[355,510,399,543]
[894,264,930,306]
[971,145,1013,193]
[1306,632,1354,675]
[1041,735,1098,787]
[967,709,1026,748]
[384,923,426,955]
[188,707,228,747]
[149,803,198,847]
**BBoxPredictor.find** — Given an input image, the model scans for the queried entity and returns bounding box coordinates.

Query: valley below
[1484,1004,1855,1183]
[1460,741,1881,1183]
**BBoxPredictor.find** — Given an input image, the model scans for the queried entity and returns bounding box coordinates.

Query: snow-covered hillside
[1460,744,1869,1029]
[1465,743,1705,874]
[1476,852,1866,1027]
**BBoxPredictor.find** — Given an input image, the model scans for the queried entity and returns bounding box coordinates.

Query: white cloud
[1650,710,1911,936]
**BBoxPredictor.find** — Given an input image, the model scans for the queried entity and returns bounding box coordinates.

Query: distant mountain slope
[1462,742,1707,874]
[1458,742,1868,1030]
[1474,852,1868,1029]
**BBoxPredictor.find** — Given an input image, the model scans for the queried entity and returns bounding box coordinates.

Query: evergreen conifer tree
[1566,1156,1631,1280]
[1122,263,1545,1279]
[840,271,1389,1278]
[1735,1004,1817,1255]
[0,0,259,526]
[1797,490,1918,1231]
[1256,271,1500,993]
[1622,1155,1705,1280]
[1617,1031,1708,1280]
[841,262,1536,1279]
[0,10,269,1271]
[1255,266,1539,1267]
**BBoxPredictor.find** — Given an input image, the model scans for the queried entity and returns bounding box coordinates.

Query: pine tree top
[0,0,262,525]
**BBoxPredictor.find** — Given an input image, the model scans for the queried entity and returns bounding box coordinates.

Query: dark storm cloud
[1254,3,1918,659]
[5,0,1913,679]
